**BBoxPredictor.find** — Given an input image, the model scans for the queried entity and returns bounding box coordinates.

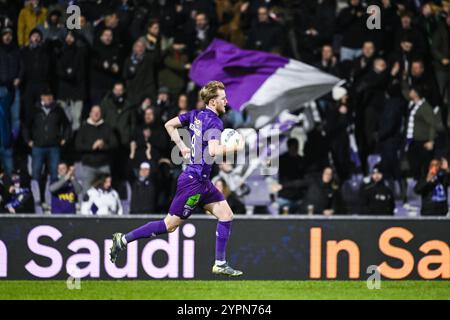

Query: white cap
[140,162,151,169]
[332,86,348,101]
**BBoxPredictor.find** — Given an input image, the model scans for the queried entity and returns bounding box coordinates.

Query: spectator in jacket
[21,28,51,122]
[154,86,176,124]
[17,0,47,47]
[56,30,86,132]
[100,82,136,147]
[415,158,450,216]
[336,0,367,61]
[90,28,121,104]
[274,138,307,213]
[138,19,162,60]
[49,162,82,214]
[188,12,216,58]
[406,86,438,179]
[81,174,123,215]
[299,167,341,215]
[394,11,427,58]
[36,8,65,45]
[23,88,70,183]
[130,162,155,214]
[0,28,22,178]
[101,82,136,197]
[75,105,118,194]
[4,174,34,213]
[349,41,376,83]
[431,15,450,118]
[130,107,169,176]
[360,164,395,215]
[123,38,157,105]
[246,6,283,53]
[158,34,191,97]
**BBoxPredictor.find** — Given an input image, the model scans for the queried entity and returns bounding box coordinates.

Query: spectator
[213,177,246,214]
[154,86,176,124]
[21,28,51,122]
[90,28,121,104]
[325,90,353,182]
[188,12,216,58]
[246,6,283,53]
[138,19,162,59]
[49,162,82,214]
[405,86,437,179]
[0,28,22,178]
[431,14,450,122]
[360,164,395,215]
[273,138,307,213]
[336,0,367,61]
[349,41,376,83]
[175,93,189,115]
[55,30,86,132]
[23,88,70,183]
[101,82,136,147]
[158,34,191,96]
[130,162,155,214]
[36,9,65,45]
[4,174,34,213]
[130,107,169,175]
[216,0,248,48]
[75,105,117,194]
[75,15,94,48]
[394,11,427,57]
[414,158,450,216]
[17,0,47,47]
[123,38,157,105]
[81,174,123,215]
[101,82,136,197]
[300,167,341,215]
[315,44,340,76]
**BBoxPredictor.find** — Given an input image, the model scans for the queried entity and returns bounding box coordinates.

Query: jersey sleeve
[204,117,223,141]
[178,110,192,127]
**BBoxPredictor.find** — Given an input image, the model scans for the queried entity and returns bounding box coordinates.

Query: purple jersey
[178,108,223,180]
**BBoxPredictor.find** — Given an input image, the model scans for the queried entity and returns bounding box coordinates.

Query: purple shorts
[168,172,225,219]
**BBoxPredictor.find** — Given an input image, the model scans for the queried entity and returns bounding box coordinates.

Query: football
[220,128,243,148]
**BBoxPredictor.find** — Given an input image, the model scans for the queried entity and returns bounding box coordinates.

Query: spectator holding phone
[414,158,450,216]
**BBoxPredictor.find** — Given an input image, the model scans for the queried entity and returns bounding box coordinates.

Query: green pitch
[0,280,449,300]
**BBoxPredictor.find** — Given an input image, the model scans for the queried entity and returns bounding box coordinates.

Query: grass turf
[0,280,449,300]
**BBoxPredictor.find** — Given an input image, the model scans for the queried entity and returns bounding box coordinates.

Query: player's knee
[222,211,234,221]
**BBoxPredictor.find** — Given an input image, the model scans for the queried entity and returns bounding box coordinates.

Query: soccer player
[109,81,244,276]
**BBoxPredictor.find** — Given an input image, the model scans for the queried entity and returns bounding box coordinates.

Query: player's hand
[181,146,191,160]
[270,183,283,193]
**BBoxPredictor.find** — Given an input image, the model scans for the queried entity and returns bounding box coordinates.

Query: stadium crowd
[1,0,450,216]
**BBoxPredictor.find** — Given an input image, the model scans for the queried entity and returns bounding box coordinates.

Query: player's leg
[110,172,198,264]
[110,214,182,263]
[203,198,243,277]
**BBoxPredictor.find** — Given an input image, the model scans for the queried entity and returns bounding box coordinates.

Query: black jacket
[360,180,395,215]
[298,174,341,214]
[130,177,155,214]
[0,42,23,87]
[75,119,118,168]
[56,43,86,101]
[20,43,51,87]
[414,171,450,216]
[90,41,121,92]
[23,103,70,147]
[336,4,368,50]
[100,93,136,146]
[123,52,157,105]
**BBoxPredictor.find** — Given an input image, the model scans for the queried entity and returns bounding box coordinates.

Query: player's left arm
[208,138,244,157]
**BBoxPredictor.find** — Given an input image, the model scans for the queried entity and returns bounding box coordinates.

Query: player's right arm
[164,116,190,159]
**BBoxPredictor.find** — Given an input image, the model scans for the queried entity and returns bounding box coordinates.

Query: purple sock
[215,221,232,262]
[125,220,167,243]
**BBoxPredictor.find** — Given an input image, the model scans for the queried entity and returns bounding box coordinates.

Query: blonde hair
[199,81,225,105]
